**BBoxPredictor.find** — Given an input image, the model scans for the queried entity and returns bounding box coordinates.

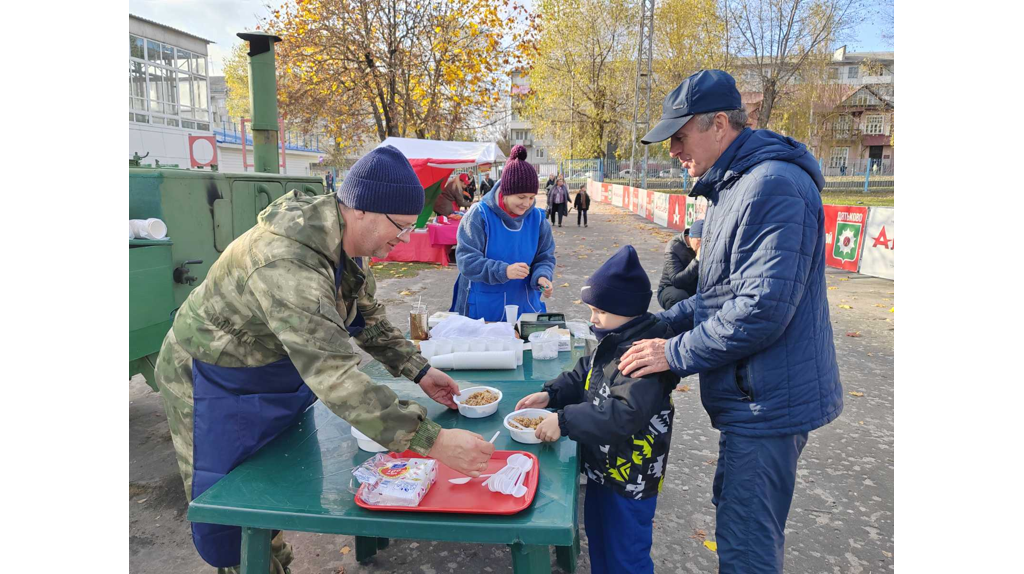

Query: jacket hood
[691,128,825,198]
[482,184,529,229]
[256,191,344,267]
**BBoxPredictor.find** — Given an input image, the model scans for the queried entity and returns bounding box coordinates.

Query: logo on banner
[833,222,863,261]
[872,226,893,249]
[685,203,695,228]
[672,203,681,225]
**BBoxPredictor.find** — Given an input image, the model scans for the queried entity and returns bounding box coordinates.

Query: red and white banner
[611,184,624,207]
[859,207,894,279]
[653,193,670,227]
[645,190,655,221]
[824,205,870,272]
[631,188,641,215]
[668,195,686,231]
[601,183,612,203]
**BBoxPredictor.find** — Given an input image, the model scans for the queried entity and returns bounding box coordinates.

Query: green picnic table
[188,349,586,574]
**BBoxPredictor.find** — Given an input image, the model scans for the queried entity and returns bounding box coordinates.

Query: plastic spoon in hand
[448,431,501,484]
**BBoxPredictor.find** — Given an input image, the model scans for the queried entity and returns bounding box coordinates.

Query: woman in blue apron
[450,145,556,322]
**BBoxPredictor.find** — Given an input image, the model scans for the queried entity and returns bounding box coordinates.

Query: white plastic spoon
[447,431,501,484]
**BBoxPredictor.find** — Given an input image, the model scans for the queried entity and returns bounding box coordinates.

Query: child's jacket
[543,314,679,500]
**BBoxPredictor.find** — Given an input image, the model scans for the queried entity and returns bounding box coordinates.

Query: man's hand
[535,412,561,442]
[417,368,459,409]
[428,428,495,476]
[515,391,551,411]
[506,262,530,280]
[537,277,554,298]
[618,338,671,378]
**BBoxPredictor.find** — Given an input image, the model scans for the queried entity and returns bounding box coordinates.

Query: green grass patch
[820,190,894,207]
[368,261,440,280]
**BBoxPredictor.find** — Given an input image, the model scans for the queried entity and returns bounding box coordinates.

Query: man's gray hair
[694,108,748,132]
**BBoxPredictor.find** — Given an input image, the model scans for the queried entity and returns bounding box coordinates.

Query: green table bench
[188,350,585,573]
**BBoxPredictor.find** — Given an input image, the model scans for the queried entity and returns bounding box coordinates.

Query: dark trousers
[549,203,565,225]
[657,286,691,310]
[584,481,658,574]
[712,431,809,574]
[577,209,588,225]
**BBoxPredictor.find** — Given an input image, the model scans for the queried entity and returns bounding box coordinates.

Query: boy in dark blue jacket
[516,246,678,574]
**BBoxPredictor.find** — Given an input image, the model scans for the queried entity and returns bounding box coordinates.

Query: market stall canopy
[377,137,506,227]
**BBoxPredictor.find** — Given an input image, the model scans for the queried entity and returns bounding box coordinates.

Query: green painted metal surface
[239,32,282,174]
[128,168,325,381]
[188,381,581,548]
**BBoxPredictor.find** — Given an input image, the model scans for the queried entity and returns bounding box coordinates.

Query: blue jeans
[583,481,658,574]
[712,431,808,574]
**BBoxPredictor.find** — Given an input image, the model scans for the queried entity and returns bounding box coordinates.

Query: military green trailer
[129,32,325,389]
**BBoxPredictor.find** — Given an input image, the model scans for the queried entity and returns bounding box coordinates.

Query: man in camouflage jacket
[154,146,494,573]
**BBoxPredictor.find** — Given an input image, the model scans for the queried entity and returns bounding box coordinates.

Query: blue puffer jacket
[657,128,842,437]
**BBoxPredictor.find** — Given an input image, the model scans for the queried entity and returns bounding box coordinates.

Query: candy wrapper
[353,454,438,507]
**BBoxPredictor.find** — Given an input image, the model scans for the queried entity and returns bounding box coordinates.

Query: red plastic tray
[354,450,539,515]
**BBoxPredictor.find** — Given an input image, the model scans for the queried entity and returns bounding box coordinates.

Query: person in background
[516,245,678,574]
[619,69,842,574]
[451,145,556,321]
[462,173,477,201]
[573,183,591,227]
[656,219,701,310]
[433,174,473,217]
[548,175,570,228]
[545,173,556,191]
[325,170,335,194]
[479,172,496,196]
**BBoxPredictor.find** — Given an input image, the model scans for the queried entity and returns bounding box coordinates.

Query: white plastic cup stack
[129,218,168,240]
[504,305,519,325]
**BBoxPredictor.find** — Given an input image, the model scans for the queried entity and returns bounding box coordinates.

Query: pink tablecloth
[427,221,459,246]
[372,231,450,266]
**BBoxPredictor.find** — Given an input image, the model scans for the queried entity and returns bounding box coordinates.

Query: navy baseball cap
[641,70,742,144]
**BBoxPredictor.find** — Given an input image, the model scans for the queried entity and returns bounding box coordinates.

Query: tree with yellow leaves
[260,0,538,156]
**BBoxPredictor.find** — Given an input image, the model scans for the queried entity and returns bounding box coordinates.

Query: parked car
[658,168,682,178]
[617,168,633,178]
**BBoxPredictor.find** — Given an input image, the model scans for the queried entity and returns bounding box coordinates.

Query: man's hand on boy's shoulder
[619,338,670,378]
[535,412,561,442]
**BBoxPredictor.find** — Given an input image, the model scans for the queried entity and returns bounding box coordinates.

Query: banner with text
[824,204,870,272]
[859,207,894,280]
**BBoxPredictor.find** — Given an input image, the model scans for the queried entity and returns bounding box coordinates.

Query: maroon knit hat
[500,145,539,197]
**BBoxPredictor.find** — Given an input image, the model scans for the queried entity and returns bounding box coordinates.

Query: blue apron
[190,258,363,568]
[464,204,546,322]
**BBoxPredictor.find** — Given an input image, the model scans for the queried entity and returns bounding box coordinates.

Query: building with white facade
[130,14,328,176]
[509,72,557,175]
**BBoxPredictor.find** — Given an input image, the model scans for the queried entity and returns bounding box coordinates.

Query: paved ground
[130,193,894,573]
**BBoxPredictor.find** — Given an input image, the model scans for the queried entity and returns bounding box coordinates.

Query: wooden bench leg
[555,528,580,573]
[509,543,551,574]
[240,527,272,574]
[356,535,383,564]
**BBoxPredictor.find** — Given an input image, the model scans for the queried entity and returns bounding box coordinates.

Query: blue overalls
[462,204,546,322]
[189,259,364,568]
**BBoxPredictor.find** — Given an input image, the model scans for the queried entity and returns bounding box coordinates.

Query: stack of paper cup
[505,305,518,325]
[129,218,168,240]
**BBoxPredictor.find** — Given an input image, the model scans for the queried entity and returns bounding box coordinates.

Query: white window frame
[130,34,211,131]
[865,115,884,135]
[834,115,852,138]
[829,147,849,168]
[848,65,859,79]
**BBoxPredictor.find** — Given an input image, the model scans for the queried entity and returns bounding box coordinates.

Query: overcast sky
[129,0,892,78]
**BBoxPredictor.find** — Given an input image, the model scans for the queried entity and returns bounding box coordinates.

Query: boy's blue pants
[583,480,658,574]
[712,431,809,574]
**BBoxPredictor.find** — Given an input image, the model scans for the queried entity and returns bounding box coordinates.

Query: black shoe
[585,224,588,227]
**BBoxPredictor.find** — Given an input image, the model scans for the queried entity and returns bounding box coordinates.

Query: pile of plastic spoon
[481,453,533,497]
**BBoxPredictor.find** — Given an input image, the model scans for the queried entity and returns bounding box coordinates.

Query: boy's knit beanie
[581,245,652,317]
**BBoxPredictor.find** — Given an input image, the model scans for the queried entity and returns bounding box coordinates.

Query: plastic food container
[528,332,560,360]
[351,425,389,452]
[504,409,551,444]
[453,386,503,418]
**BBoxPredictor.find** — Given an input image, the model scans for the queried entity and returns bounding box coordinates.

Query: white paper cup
[452,338,470,352]
[469,340,487,352]
[434,338,453,355]
[418,340,436,359]
[485,338,503,352]
[505,305,519,324]
[512,338,525,365]
[129,218,168,240]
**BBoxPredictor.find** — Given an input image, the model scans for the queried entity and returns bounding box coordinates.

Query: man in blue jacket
[619,69,843,574]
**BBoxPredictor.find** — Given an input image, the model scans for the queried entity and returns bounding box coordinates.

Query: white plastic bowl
[453,386,503,418]
[504,408,551,444]
[528,332,560,360]
[350,425,388,452]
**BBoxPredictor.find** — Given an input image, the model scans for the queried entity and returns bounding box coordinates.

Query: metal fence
[553,156,894,193]
[213,122,329,154]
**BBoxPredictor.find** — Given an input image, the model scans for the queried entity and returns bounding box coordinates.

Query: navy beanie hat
[688,219,703,239]
[581,245,652,317]
[340,145,424,215]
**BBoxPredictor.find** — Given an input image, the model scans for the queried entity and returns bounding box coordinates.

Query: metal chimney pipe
[237,31,282,174]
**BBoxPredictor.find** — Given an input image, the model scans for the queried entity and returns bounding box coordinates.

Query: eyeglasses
[385,214,416,239]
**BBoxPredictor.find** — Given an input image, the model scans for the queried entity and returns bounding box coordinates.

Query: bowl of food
[350,425,389,452]
[503,408,551,444]
[453,386,503,418]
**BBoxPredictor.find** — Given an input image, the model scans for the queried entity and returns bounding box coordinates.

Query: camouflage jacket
[171,191,440,454]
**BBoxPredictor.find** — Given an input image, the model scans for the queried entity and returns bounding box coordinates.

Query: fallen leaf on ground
[704,540,718,552]
[874,304,885,307]
[340,546,351,555]
[890,307,894,313]
[845,332,861,337]
[399,290,413,296]
[676,385,690,392]
[849,391,865,397]
[828,286,838,290]
[838,304,853,309]
[137,498,148,503]
[839,277,850,281]
[560,283,570,287]
[690,529,707,541]
[556,274,563,278]
[572,299,583,305]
